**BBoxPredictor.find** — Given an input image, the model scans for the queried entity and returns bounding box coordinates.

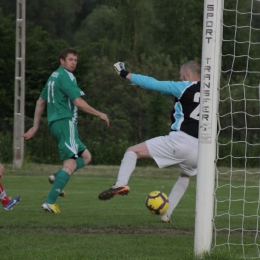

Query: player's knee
[125,144,148,159]
[126,146,134,153]
[84,154,91,165]
[81,149,91,165]
[63,165,76,175]
[125,149,138,158]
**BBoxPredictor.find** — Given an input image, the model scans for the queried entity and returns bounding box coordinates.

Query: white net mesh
[213,0,260,258]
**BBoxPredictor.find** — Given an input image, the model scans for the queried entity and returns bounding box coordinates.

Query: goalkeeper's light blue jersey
[130,74,200,138]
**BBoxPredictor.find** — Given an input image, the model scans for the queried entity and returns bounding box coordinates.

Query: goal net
[213,0,260,258]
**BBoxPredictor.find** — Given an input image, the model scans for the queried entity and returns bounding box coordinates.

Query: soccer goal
[195,0,260,259]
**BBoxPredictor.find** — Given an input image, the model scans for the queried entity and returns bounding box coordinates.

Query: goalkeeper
[99,61,201,223]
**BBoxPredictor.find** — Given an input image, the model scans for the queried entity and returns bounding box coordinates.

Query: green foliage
[0,131,12,163]
[26,0,83,43]
[153,0,204,66]
[0,9,15,119]
[74,5,117,46]
[112,0,159,59]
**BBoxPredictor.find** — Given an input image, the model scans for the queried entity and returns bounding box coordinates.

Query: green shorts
[49,119,86,161]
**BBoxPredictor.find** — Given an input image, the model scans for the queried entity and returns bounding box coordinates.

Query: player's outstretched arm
[74,97,110,127]
[23,98,46,140]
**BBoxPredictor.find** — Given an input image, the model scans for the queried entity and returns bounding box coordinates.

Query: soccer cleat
[48,174,56,184]
[48,174,66,197]
[3,195,22,210]
[161,213,172,223]
[98,185,130,200]
[42,202,61,213]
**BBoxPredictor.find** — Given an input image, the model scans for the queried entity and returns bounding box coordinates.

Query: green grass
[0,164,255,259]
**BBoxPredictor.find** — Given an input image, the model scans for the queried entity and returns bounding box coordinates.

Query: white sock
[0,185,6,200]
[115,151,137,186]
[165,176,189,216]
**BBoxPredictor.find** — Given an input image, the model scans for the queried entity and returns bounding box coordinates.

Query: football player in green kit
[23,48,110,213]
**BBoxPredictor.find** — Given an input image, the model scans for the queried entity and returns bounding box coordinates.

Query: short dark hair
[58,48,78,64]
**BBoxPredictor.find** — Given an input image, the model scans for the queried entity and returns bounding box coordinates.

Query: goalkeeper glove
[113,62,129,78]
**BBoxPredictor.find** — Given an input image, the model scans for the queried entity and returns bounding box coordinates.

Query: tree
[153,0,204,66]
[74,5,117,47]
[0,0,84,44]
[0,9,15,120]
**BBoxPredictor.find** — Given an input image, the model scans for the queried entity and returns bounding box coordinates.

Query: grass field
[0,164,251,260]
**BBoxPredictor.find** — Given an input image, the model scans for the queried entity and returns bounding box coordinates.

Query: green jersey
[40,66,85,124]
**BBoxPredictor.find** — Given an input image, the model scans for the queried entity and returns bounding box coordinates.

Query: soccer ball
[145,191,169,215]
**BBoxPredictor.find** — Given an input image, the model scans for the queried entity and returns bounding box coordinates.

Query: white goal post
[194,0,223,257]
[195,0,260,258]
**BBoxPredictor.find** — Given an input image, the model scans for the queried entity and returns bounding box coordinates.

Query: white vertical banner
[194,0,223,257]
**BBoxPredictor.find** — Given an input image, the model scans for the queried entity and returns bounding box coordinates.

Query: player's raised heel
[98,185,130,200]
[3,195,22,210]
[42,202,61,213]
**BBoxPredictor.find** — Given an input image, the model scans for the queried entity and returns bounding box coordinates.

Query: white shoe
[48,174,56,184]
[42,202,61,213]
[161,213,171,223]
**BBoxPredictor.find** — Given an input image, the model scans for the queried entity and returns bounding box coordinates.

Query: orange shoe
[98,185,130,200]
